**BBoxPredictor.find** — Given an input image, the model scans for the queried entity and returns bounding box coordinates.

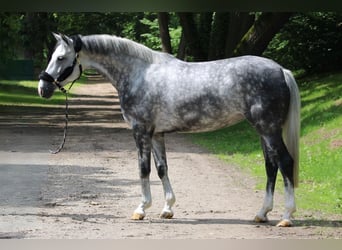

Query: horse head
[38,33,82,98]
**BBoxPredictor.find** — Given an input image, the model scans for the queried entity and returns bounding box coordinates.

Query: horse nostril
[38,87,48,98]
[38,87,43,97]
[38,87,52,99]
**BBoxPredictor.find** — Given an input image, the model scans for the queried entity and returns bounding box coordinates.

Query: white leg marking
[255,190,273,223]
[132,177,152,220]
[160,176,176,219]
[277,180,296,227]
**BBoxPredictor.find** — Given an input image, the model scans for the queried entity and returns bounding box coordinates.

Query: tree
[208,12,230,60]
[233,12,292,56]
[177,12,207,61]
[174,12,292,62]
[198,12,213,59]
[0,13,22,62]
[157,12,172,54]
[20,13,57,68]
[224,12,255,57]
[1,12,340,79]
[264,12,342,73]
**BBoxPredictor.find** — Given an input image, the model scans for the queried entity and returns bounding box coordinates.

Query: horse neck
[79,51,143,91]
[78,35,157,91]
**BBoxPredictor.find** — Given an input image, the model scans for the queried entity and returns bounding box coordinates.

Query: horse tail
[282,69,301,188]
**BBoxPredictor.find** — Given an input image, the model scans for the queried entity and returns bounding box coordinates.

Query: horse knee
[133,127,153,179]
[139,161,151,178]
[156,164,166,179]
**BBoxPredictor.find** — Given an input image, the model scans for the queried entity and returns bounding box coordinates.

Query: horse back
[123,55,289,133]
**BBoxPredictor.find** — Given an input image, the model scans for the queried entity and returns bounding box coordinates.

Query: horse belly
[181,112,245,133]
[155,111,245,133]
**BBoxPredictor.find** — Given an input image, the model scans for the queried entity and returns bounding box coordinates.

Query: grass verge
[0,77,86,106]
[190,72,342,216]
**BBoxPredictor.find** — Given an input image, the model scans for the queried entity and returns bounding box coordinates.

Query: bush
[264,12,342,74]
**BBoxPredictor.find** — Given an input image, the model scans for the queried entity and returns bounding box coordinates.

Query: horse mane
[81,34,161,63]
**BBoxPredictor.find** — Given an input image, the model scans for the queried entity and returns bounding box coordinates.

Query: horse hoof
[160,211,174,219]
[254,215,268,223]
[276,219,293,227]
[131,213,145,220]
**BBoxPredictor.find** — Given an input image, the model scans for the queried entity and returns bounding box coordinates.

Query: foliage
[1,12,341,76]
[190,72,342,215]
[0,13,22,62]
[139,13,162,50]
[139,13,182,54]
[0,13,153,70]
[264,12,342,74]
[20,13,57,69]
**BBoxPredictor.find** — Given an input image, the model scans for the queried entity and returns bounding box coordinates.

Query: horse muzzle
[38,79,56,99]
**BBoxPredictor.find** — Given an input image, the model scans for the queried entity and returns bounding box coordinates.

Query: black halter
[39,35,83,93]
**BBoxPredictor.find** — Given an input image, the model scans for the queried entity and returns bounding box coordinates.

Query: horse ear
[70,34,83,53]
[61,34,73,45]
[52,32,62,41]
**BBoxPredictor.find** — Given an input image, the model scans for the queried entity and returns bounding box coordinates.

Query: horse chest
[118,90,155,127]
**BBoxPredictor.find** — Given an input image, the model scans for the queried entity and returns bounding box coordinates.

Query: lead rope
[49,80,76,154]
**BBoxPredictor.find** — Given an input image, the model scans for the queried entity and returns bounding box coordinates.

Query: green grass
[190,71,342,216]
[298,72,342,215]
[0,78,85,106]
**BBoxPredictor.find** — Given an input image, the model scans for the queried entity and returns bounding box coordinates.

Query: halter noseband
[39,35,83,93]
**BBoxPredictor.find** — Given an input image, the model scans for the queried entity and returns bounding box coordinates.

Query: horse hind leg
[256,132,296,227]
[152,133,176,219]
[254,136,278,223]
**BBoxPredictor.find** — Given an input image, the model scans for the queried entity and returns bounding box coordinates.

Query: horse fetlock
[254,214,269,223]
[160,209,174,219]
[255,205,272,223]
[160,202,174,219]
[131,200,151,220]
[132,206,147,220]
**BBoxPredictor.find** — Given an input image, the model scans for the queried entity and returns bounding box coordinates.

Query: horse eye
[57,56,64,61]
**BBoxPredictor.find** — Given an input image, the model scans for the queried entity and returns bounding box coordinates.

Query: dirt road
[0,79,340,239]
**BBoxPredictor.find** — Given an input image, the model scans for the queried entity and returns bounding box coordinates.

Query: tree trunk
[177,31,186,60]
[177,12,207,61]
[22,12,36,60]
[233,12,293,56]
[225,12,254,58]
[21,12,56,64]
[157,12,172,54]
[198,12,213,59]
[208,12,230,60]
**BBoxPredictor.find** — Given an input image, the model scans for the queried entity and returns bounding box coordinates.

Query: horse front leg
[152,133,176,219]
[131,125,153,220]
[277,150,296,227]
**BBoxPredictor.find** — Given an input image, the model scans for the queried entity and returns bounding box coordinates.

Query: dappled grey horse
[38,34,300,227]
